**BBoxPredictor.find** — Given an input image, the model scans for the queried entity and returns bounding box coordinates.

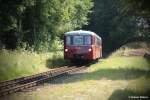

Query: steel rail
[0,67,68,89]
[0,66,86,97]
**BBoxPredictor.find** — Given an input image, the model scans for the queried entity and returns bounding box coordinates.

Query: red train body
[64,30,102,61]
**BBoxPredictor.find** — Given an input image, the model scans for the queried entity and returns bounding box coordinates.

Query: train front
[64,31,94,61]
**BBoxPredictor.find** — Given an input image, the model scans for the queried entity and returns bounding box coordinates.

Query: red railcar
[64,30,102,61]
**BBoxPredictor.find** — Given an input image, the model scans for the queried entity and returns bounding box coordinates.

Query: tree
[0,0,93,51]
[0,0,34,49]
[84,0,137,52]
[121,0,150,39]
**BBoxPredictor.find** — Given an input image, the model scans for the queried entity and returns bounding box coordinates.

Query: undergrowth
[0,49,68,81]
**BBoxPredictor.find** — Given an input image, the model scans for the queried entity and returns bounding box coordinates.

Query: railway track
[0,67,68,90]
[0,66,86,97]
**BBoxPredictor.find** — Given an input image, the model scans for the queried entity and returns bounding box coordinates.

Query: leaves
[0,0,93,51]
[85,0,137,52]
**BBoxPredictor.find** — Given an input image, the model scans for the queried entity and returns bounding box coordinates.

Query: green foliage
[3,56,150,100]
[0,0,93,51]
[50,38,63,51]
[36,38,63,52]
[85,0,138,52]
[109,42,150,57]
[0,49,68,81]
[1,0,149,53]
[121,0,150,38]
[121,0,150,17]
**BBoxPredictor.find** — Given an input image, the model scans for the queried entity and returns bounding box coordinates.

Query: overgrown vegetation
[0,36,67,81]
[0,0,149,99]
[2,51,150,100]
[110,41,150,57]
[0,49,68,81]
[0,0,93,51]
[84,0,150,52]
[0,0,149,53]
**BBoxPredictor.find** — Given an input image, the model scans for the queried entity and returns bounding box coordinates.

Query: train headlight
[88,48,92,52]
[65,49,68,52]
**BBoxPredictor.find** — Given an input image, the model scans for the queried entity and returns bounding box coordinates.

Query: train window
[66,35,93,45]
[66,36,71,45]
[84,35,91,45]
[73,36,83,45]
[96,37,101,46]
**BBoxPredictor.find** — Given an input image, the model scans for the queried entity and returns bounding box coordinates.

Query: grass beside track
[0,42,150,100]
[0,50,67,81]
[1,56,150,100]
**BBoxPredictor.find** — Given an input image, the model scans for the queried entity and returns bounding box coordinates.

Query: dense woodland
[0,0,150,52]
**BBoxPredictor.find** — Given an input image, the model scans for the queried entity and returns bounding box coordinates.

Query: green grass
[0,42,150,100]
[110,42,150,57]
[0,49,67,81]
[89,56,150,71]
[1,56,149,100]
[110,41,150,57]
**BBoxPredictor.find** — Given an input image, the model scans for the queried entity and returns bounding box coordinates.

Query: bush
[15,37,63,53]
[49,37,63,51]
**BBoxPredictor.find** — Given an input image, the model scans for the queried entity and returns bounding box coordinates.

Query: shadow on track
[46,67,150,84]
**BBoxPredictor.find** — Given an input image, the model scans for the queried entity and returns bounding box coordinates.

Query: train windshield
[74,36,84,45]
[66,35,91,45]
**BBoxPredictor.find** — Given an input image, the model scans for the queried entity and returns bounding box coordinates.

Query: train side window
[96,37,101,46]
[66,36,72,45]
[84,35,91,45]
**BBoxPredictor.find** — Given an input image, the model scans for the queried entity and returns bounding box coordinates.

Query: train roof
[65,30,101,40]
